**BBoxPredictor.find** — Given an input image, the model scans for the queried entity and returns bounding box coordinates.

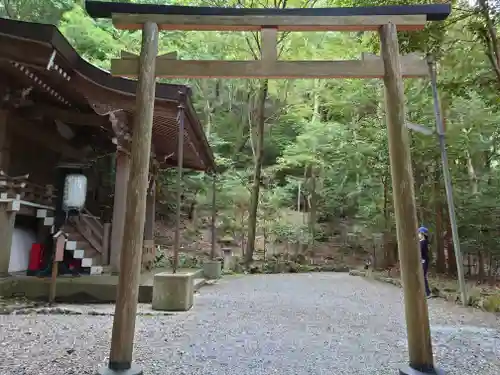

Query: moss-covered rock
[480,294,500,312]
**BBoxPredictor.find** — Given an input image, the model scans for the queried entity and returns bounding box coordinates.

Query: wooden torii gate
[86,2,451,375]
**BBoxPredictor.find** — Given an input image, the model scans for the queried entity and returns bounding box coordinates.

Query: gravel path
[1,273,499,375]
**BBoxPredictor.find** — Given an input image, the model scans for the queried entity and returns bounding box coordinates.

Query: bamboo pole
[100,21,158,375]
[427,58,468,306]
[172,96,185,274]
[379,23,436,374]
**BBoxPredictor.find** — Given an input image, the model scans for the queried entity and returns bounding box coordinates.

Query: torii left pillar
[98,21,158,375]
[379,23,440,375]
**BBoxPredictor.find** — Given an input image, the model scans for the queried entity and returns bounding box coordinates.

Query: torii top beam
[85,1,451,32]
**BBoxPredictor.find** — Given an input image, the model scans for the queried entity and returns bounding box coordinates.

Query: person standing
[418,226,431,297]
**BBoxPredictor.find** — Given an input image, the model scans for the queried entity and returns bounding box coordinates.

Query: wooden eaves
[0,17,216,171]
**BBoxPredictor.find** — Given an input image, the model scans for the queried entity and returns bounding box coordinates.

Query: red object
[68,259,80,270]
[28,243,44,272]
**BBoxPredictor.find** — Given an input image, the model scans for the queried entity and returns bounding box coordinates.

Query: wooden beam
[120,50,138,59]
[112,14,427,32]
[9,115,86,160]
[105,21,158,375]
[22,106,109,128]
[120,50,178,60]
[362,52,423,61]
[379,23,434,372]
[111,56,428,79]
[261,27,278,61]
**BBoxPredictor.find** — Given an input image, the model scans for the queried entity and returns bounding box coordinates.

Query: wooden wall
[4,114,114,219]
[8,131,60,186]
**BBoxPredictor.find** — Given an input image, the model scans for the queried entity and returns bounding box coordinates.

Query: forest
[3,0,500,281]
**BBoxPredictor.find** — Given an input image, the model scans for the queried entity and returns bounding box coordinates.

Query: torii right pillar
[379,23,441,375]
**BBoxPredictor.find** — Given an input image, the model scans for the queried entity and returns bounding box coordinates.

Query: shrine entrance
[86,2,451,375]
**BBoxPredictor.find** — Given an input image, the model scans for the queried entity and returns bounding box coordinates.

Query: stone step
[81,257,100,267]
[36,209,54,219]
[80,265,103,275]
[90,266,103,275]
[66,240,93,253]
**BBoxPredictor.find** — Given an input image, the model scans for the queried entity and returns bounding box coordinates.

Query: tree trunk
[433,163,446,274]
[307,79,320,255]
[446,218,458,276]
[308,165,317,254]
[381,173,391,269]
[245,79,268,267]
[478,250,485,282]
[488,254,495,285]
[439,96,457,277]
[478,0,500,86]
[466,150,478,194]
[240,210,246,257]
[263,223,267,261]
[297,181,301,212]
[201,80,212,137]
[411,137,424,224]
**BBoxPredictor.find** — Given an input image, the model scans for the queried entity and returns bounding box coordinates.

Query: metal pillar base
[399,366,445,375]
[97,364,143,375]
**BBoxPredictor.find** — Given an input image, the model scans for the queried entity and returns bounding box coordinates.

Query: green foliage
[0,0,74,24]
[59,6,125,68]
[12,0,500,272]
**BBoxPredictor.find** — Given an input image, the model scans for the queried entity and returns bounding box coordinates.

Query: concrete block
[152,272,194,311]
[399,366,444,375]
[203,260,222,280]
[97,363,143,375]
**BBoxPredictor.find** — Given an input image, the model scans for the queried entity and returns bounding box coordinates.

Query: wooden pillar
[172,97,186,274]
[101,21,158,375]
[0,111,14,277]
[0,203,17,276]
[379,23,435,373]
[102,222,111,266]
[210,173,216,260]
[142,180,155,271]
[110,149,130,272]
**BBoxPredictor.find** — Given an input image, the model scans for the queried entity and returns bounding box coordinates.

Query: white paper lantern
[63,174,87,211]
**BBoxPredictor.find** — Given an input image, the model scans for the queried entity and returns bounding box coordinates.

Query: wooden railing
[24,182,56,206]
[0,171,56,205]
[71,208,111,257]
